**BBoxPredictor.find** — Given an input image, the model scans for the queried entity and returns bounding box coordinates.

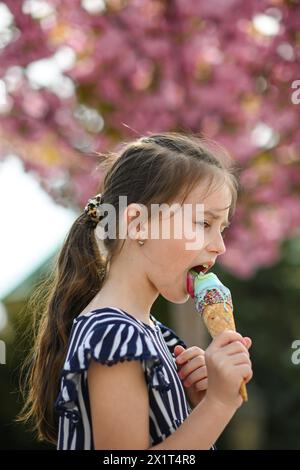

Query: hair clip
[84,193,103,226]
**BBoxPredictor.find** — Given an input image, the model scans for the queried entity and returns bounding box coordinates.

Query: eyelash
[195,221,228,238]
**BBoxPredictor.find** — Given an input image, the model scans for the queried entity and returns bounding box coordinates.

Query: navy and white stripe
[55,307,204,449]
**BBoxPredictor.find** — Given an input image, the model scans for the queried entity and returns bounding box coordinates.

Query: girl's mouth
[190,264,211,275]
[186,264,211,297]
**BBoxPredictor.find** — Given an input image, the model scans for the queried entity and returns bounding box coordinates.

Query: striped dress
[55,307,200,449]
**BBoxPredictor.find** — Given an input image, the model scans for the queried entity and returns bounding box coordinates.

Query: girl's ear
[124,203,148,241]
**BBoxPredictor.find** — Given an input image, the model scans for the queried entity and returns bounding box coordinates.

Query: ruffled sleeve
[55,316,171,424]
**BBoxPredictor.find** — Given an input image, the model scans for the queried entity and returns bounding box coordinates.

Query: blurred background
[0,0,300,449]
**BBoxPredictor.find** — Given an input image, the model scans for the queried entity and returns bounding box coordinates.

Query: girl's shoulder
[72,307,187,353]
[72,306,160,338]
[63,307,160,374]
[73,306,146,328]
[61,306,187,378]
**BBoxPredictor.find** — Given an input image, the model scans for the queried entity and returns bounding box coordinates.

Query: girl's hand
[205,330,253,410]
[174,345,208,409]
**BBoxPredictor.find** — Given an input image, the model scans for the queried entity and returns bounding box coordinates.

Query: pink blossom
[1,0,300,278]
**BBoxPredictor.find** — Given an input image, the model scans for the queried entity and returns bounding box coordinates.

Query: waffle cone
[202,303,248,402]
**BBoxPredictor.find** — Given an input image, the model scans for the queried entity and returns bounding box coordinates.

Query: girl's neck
[80,274,159,327]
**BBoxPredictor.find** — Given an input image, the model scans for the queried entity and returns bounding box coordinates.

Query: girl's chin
[166,295,190,304]
[159,272,191,303]
[160,286,190,304]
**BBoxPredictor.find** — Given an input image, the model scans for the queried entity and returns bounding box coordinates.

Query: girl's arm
[88,358,236,450]
[149,396,236,450]
[88,358,150,449]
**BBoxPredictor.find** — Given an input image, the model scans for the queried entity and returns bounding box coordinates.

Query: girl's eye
[196,221,228,238]
[195,221,210,228]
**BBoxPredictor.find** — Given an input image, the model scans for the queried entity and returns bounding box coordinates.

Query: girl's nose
[206,233,226,255]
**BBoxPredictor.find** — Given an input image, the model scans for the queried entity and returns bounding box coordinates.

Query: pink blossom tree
[1,0,299,277]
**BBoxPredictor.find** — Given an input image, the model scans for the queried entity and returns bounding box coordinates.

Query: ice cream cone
[187,270,248,402]
[202,303,248,402]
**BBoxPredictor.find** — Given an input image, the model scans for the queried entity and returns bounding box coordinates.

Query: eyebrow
[204,210,231,228]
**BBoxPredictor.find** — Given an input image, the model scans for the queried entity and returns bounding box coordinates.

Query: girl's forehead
[185,181,232,208]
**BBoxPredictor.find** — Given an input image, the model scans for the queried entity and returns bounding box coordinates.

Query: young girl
[19,133,252,450]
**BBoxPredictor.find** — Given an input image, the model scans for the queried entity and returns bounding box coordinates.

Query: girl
[19,132,252,450]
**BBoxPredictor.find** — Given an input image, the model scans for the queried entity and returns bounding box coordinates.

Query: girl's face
[140,179,232,304]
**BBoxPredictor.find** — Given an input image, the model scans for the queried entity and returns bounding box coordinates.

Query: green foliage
[217,235,300,449]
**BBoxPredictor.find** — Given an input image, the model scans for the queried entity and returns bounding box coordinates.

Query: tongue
[193,265,204,273]
[187,266,206,297]
[186,271,195,297]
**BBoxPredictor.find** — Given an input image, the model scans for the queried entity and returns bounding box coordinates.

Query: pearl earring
[138,239,145,246]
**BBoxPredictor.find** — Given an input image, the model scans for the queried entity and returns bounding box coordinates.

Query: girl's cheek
[183,231,205,253]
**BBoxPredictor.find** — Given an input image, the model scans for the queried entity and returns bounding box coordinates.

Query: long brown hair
[18,132,239,444]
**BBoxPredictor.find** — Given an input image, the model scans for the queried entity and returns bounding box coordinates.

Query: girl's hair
[18,132,239,444]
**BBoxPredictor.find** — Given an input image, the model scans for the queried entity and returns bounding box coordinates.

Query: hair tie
[84,193,103,227]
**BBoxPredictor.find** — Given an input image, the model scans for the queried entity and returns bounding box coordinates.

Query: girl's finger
[243,337,252,349]
[178,356,206,379]
[183,366,207,386]
[231,352,252,367]
[222,341,250,357]
[176,346,205,365]
[194,378,208,391]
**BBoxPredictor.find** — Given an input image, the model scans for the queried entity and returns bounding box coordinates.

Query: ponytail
[18,213,108,444]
